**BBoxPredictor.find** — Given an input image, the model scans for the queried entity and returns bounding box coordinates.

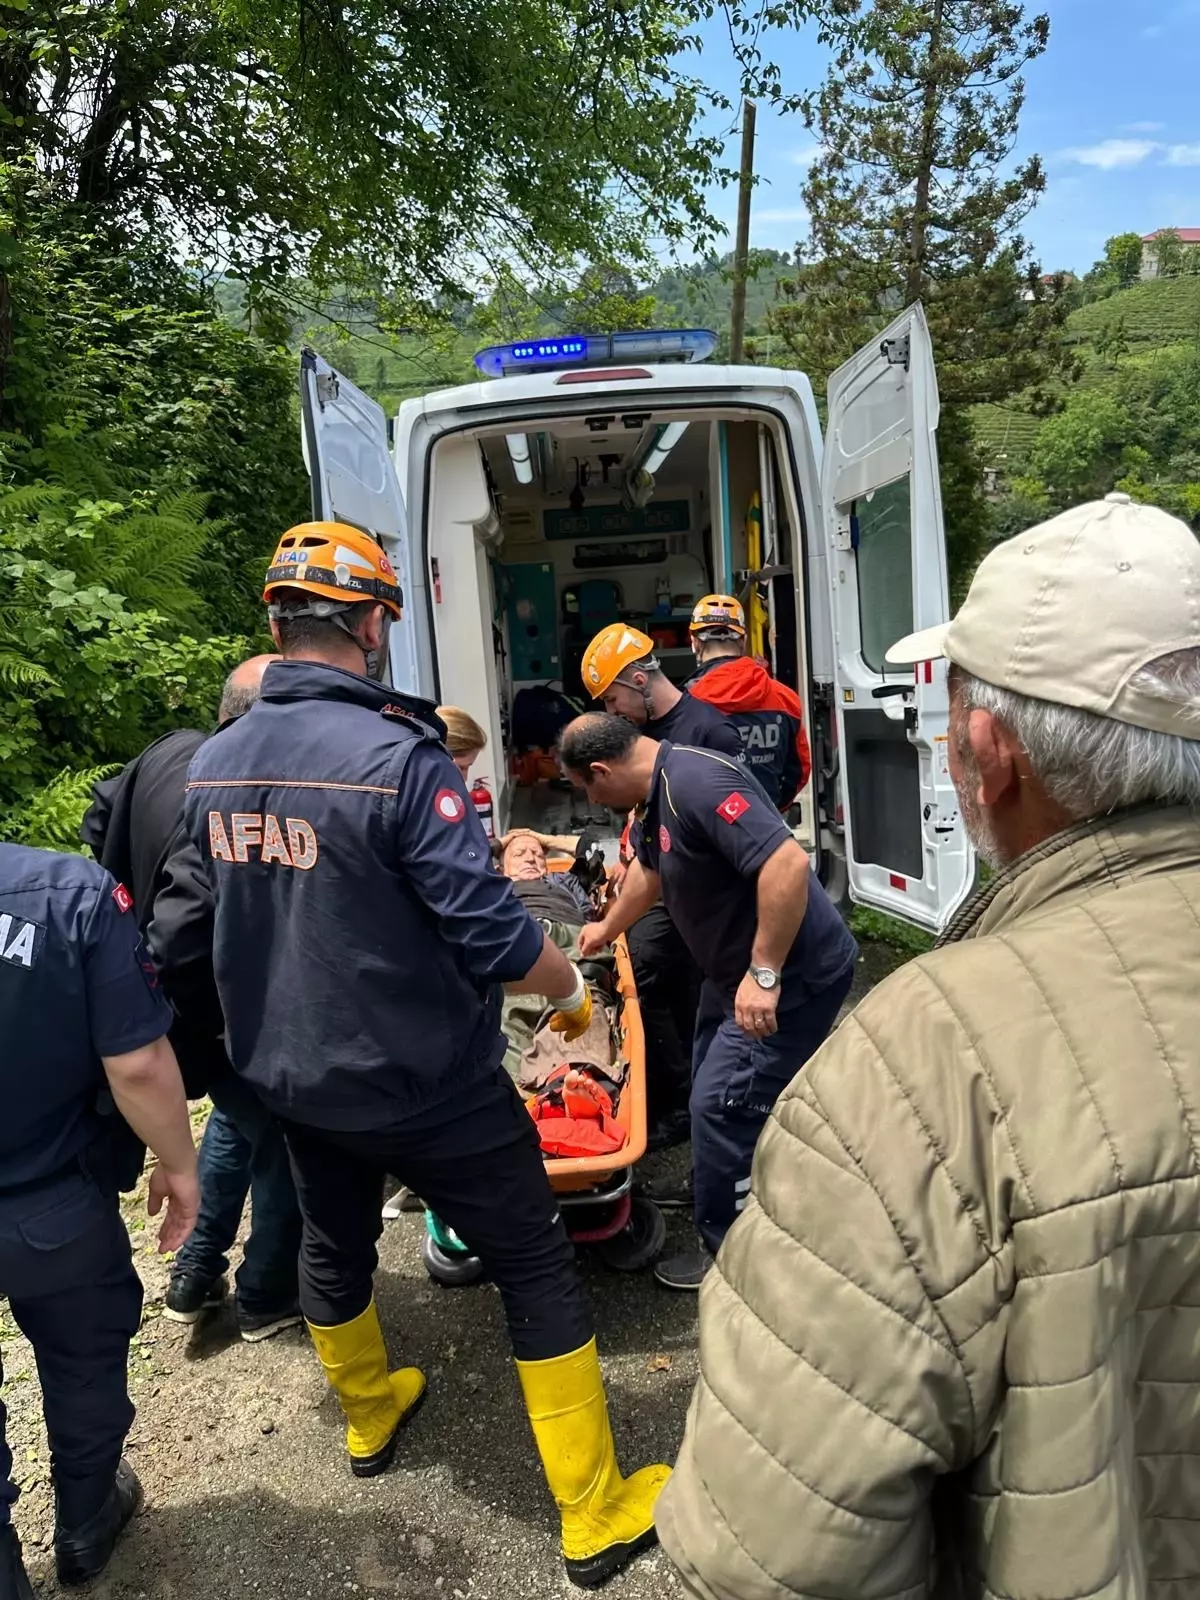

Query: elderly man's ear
[967,710,1024,809]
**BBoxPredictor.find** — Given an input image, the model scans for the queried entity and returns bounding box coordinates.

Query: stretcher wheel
[596,1196,666,1272]
[420,1229,485,1287]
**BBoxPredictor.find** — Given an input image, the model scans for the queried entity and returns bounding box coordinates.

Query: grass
[848,905,935,958]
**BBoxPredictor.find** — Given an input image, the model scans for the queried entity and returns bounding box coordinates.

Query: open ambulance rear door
[820,305,975,932]
[298,349,422,694]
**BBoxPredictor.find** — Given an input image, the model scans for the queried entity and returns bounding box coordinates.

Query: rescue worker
[0,844,198,1597]
[565,714,857,1290]
[81,656,303,1342]
[685,594,812,808]
[182,522,668,1589]
[580,624,742,1147]
[580,622,743,755]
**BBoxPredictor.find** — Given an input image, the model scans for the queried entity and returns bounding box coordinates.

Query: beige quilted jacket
[658,805,1200,1600]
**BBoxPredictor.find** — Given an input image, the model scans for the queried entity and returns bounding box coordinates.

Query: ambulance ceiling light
[640,421,689,477]
[473,328,717,378]
[506,432,534,485]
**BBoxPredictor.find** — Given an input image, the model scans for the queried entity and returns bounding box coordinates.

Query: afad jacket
[686,656,812,808]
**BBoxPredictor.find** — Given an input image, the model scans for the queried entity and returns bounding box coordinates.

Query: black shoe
[637,1169,693,1210]
[0,1526,35,1600]
[645,1108,691,1153]
[654,1244,714,1291]
[163,1271,227,1324]
[54,1459,142,1586]
[237,1303,303,1344]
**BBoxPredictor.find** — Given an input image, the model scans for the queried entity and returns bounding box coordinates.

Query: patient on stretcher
[495,833,626,1154]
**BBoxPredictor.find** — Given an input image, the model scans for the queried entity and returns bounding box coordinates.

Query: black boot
[54,1459,142,1587]
[0,1527,35,1600]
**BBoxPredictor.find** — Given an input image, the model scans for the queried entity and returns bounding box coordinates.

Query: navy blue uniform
[634,745,858,1250]
[626,689,741,1126]
[643,690,743,757]
[183,660,545,1131]
[0,845,169,1531]
[183,660,591,1359]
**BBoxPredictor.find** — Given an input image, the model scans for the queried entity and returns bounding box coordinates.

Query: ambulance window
[853,477,912,672]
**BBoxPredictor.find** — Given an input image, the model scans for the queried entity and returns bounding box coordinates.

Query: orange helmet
[690,593,746,638]
[581,624,656,699]
[263,522,403,618]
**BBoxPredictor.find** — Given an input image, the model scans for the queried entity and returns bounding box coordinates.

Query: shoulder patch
[716,792,751,824]
[112,882,134,915]
[434,788,467,824]
[658,824,672,853]
[0,912,46,970]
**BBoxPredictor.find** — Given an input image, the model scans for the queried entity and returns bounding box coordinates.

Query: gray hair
[956,649,1200,817]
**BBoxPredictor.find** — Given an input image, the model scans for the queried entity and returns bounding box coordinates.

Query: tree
[0,0,730,310]
[770,0,1075,590]
[560,266,658,335]
[1152,229,1187,280]
[1103,232,1145,291]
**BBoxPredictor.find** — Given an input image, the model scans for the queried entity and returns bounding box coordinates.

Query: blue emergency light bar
[473,327,718,378]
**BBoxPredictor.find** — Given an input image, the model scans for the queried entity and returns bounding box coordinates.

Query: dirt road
[2,942,902,1600]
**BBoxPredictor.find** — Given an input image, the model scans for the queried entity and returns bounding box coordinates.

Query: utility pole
[729,98,757,365]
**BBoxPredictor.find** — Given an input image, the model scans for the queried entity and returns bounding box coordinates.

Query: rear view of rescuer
[182,522,668,1589]
[685,594,812,809]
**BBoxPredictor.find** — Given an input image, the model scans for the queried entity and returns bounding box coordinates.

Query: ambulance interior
[425,407,824,845]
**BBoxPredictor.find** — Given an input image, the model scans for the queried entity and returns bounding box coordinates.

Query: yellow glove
[548,968,593,1044]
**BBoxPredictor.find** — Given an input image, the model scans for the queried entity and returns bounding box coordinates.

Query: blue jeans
[172,1066,301,1316]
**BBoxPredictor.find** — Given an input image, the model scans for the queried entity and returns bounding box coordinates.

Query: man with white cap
[656,494,1200,1600]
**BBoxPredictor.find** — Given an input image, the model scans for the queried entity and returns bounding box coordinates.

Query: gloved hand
[548,966,593,1043]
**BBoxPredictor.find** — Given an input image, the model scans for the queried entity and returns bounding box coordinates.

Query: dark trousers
[171,1063,301,1315]
[627,903,701,1123]
[691,966,855,1254]
[0,1169,142,1529]
[281,1067,593,1362]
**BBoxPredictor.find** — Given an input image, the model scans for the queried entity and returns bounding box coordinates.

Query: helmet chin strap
[332,609,392,682]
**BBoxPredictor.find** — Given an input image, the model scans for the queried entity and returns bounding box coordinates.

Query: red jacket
[686,657,812,808]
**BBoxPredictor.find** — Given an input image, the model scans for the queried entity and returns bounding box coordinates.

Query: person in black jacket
[81,656,303,1343]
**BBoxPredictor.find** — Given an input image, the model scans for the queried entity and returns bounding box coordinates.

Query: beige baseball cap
[885,493,1200,739]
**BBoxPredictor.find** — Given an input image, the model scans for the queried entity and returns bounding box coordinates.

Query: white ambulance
[297,306,975,932]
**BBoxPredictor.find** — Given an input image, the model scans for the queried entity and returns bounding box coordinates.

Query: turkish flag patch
[715,792,751,824]
[112,883,135,914]
[434,788,466,823]
[658,825,671,853]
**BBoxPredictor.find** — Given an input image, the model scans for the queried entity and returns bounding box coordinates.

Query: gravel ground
[2,940,904,1600]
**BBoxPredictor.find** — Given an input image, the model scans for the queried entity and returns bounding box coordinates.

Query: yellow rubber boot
[307,1300,425,1477]
[516,1338,671,1588]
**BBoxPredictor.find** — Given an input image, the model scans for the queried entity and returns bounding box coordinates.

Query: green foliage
[0,0,737,303]
[1151,230,1187,281]
[848,906,934,958]
[769,0,1074,594]
[0,170,295,846]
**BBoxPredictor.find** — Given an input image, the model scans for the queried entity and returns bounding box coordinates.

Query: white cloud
[1142,23,1164,36]
[754,207,810,225]
[790,144,824,169]
[1060,138,1161,169]
[1124,120,1166,133]
[1166,143,1200,165]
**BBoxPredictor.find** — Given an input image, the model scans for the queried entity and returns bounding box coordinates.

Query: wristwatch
[748,964,780,991]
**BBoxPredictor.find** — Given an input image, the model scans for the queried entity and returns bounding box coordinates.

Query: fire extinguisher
[471,778,495,839]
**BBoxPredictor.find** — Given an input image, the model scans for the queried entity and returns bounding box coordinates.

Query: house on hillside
[1140,229,1200,278]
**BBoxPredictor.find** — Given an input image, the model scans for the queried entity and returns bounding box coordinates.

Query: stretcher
[421,858,665,1285]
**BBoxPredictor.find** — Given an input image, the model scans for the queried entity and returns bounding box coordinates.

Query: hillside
[972,275,1200,472]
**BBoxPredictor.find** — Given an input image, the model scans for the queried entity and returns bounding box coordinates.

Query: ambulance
[297,305,975,932]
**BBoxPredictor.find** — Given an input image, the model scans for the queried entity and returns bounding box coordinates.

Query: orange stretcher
[420,859,666,1280]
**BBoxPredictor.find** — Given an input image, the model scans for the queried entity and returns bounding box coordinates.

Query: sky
[684,0,1200,276]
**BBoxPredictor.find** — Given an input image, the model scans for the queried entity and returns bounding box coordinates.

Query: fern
[6,764,119,853]
[0,650,56,690]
